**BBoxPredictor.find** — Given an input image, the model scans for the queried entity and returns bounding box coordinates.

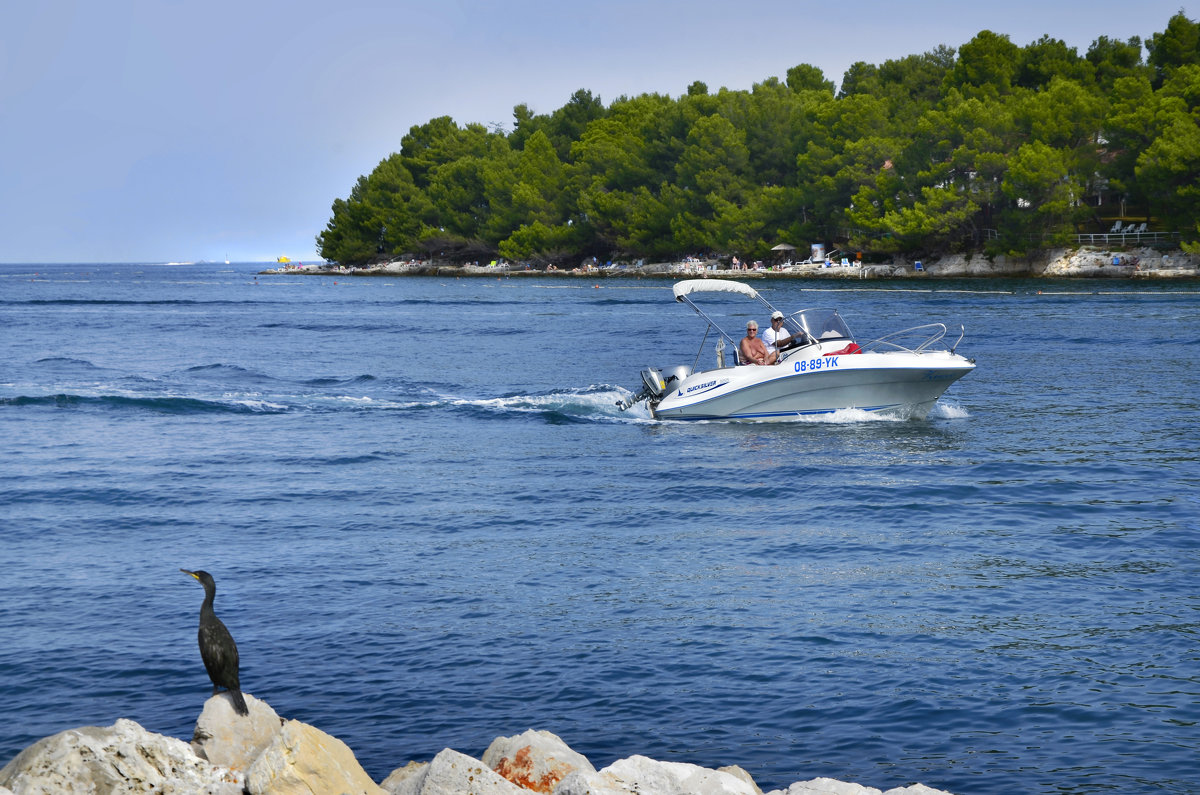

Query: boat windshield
[789,309,854,342]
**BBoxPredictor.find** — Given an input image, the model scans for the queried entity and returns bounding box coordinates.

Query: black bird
[181,569,249,716]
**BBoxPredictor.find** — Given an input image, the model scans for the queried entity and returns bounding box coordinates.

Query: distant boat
[225,254,230,265]
[277,256,291,263]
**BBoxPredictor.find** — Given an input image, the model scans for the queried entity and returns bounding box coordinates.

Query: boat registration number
[796,356,838,373]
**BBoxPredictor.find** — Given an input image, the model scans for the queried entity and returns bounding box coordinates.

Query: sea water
[1,262,1197,794]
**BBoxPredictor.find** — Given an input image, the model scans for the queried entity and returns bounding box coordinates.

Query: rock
[481,729,596,793]
[0,718,242,795]
[553,754,759,795]
[245,719,384,795]
[763,780,955,795]
[191,692,283,771]
[383,748,528,795]
[764,779,881,795]
[380,761,428,792]
[718,765,764,794]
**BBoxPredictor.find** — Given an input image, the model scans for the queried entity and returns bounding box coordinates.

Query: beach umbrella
[770,243,796,251]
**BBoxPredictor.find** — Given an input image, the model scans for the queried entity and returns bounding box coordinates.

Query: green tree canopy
[318,12,1200,264]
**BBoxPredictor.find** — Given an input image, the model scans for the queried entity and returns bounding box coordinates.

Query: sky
[0,0,1193,264]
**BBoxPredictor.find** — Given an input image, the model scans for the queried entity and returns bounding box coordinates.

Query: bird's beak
[181,569,199,580]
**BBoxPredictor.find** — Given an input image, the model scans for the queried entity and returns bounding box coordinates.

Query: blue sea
[1,262,1197,794]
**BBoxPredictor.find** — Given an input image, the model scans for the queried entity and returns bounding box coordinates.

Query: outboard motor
[617,367,667,411]
[642,367,668,397]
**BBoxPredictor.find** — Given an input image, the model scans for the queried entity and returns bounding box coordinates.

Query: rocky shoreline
[260,246,1199,281]
[0,692,956,795]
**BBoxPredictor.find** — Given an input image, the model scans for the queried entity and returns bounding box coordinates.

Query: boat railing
[860,323,959,354]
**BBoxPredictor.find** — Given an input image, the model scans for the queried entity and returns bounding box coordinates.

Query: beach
[259,246,1200,280]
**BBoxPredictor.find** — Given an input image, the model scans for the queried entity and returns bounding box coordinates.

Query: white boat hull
[650,350,974,421]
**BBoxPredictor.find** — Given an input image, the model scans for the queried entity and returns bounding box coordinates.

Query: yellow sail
[277,255,291,263]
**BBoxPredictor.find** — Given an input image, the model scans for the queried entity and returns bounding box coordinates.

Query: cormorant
[181,569,249,716]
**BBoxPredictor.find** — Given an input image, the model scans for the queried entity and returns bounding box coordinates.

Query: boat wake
[443,386,654,424]
[0,377,651,423]
[0,392,288,414]
[1,387,969,423]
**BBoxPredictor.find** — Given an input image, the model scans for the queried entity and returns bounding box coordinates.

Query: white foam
[444,386,655,422]
[322,395,430,410]
[929,401,970,419]
[796,407,903,424]
[226,398,288,412]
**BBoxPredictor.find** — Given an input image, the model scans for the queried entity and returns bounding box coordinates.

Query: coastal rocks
[1036,245,1198,278]
[0,718,242,795]
[191,692,283,771]
[383,748,527,795]
[765,780,954,795]
[1121,247,1199,278]
[262,245,1200,280]
[554,754,759,795]
[2,703,962,795]
[245,719,384,795]
[909,253,1025,277]
[1035,246,1136,277]
[482,729,596,793]
[855,247,1199,279]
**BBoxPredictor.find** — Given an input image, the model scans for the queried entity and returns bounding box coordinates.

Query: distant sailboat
[225,254,230,265]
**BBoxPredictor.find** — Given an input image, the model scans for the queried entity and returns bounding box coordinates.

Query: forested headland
[316,12,1200,267]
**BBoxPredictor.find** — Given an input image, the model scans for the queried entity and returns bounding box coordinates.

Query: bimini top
[672,279,760,302]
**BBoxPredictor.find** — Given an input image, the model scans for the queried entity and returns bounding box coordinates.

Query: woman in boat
[740,321,777,365]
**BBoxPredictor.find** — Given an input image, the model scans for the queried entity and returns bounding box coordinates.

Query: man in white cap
[762,310,795,357]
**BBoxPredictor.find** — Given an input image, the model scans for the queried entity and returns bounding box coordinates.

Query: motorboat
[618,279,974,421]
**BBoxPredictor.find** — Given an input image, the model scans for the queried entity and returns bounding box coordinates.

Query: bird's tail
[231,689,249,716]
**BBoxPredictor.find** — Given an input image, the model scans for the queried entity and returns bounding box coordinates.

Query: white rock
[553,754,758,795]
[883,785,955,795]
[384,748,528,795]
[380,761,428,793]
[191,692,283,771]
[0,718,242,795]
[764,780,953,795]
[244,719,384,795]
[718,765,764,794]
[482,729,596,793]
[764,778,881,795]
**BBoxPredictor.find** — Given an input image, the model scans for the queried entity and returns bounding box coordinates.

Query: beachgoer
[740,321,776,366]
